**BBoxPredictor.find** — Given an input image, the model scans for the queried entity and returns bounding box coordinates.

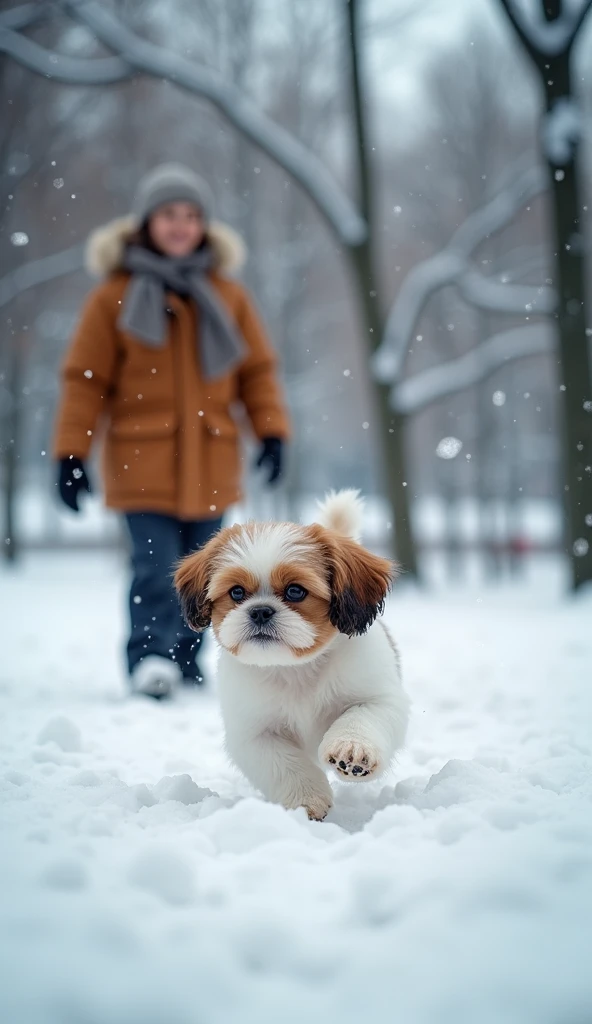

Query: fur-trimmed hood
[85,214,246,278]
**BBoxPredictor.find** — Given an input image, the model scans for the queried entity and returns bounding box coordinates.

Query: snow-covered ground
[1,553,591,1024]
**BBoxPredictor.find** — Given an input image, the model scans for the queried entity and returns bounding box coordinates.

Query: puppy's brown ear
[323,532,395,637]
[174,534,223,632]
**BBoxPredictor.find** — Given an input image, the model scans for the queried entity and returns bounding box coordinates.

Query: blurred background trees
[1,0,591,586]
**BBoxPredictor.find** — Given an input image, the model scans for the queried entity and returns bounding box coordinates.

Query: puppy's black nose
[249,605,276,626]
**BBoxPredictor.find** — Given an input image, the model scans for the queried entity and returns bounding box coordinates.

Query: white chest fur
[216,621,406,767]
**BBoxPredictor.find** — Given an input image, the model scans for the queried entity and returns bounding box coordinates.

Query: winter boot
[130,655,181,699]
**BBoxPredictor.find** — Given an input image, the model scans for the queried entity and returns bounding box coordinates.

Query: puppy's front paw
[320,738,380,780]
[304,792,333,822]
[282,784,333,821]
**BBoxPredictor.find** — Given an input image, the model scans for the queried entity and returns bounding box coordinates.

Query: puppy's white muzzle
[217,595,317,666]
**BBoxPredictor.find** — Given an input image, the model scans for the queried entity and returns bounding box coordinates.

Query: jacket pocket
[104,412,179,501]
[109,410,178,440]
[203,406,238,441]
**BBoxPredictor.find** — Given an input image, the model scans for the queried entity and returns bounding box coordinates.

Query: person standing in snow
[53,164,290,697]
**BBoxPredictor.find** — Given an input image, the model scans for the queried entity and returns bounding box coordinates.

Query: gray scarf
[118,245,245,379]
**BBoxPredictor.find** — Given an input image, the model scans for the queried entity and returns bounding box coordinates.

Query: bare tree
[392,25,542,573]
[345,0,416,573]
[495,0,592,590]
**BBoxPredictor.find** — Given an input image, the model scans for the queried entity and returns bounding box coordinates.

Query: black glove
[256,437,284,485]
[58,456,91,512]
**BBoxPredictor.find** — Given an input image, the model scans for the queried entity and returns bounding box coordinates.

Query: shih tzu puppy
[175,490,409,820]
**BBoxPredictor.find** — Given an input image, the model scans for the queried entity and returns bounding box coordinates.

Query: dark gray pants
[125,512,222,678]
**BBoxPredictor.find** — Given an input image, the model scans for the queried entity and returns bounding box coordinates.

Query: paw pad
[323,743,377,779]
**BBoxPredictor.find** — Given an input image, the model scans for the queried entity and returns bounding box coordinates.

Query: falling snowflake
[573,538,589,557]
[436,436,463,460]
[10,232,29,246]
[492,390,506,407]
[84,370,93,378]
[53,178,64,189]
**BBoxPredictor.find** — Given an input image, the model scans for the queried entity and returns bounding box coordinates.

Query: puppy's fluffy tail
[316,489,364,541]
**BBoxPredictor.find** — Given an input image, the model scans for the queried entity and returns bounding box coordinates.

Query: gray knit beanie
[132,163,214,224]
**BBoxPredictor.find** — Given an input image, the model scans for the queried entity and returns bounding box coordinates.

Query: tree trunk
[497,0,592,588]
[543,58,592,589]
[346,241,417,573]
[346,0,418,575]
[2,332,24,562]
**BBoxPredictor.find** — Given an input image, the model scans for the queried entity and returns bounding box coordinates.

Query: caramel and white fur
[175,490,409,820]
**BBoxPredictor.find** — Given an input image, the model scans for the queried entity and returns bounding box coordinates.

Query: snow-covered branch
[498,0,592,59]
[47,0,364,247]
[445,162,547,257]
[458,270,555,315]
[0,3,46,31]
[390,324,553,414]
[0,245,84,309]
[373,162,547,383]
[373,253,467,382]
[0,26,130,84]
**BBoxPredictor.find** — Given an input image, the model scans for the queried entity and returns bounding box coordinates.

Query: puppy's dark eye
[285,584,307,603]
[229,585,246,602]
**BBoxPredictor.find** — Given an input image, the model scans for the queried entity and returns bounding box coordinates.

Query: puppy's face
[175,522,394,667]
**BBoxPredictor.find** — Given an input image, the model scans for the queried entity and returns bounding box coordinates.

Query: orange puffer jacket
[53,218,290,520]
